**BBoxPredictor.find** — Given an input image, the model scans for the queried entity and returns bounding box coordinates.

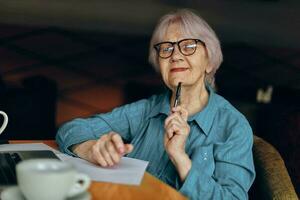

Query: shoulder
[110,93,165,116]
[213,93,249,125]
[212,93,253,139]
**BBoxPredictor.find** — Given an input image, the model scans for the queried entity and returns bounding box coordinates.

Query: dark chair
[249,135,298,199]
[255,88,300,196]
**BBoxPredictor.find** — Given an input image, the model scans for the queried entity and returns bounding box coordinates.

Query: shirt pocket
[191,145,215,176]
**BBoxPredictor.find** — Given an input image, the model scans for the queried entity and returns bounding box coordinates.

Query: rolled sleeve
[55,99,150,156]
[56,118,111,156]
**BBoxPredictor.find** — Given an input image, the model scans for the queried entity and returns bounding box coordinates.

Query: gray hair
[148,9,223,87]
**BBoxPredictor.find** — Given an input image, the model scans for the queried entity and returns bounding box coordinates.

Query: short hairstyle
[148,9,223,87]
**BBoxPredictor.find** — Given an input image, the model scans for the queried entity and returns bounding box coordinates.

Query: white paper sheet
[0,143,148,185]
[57,153,148,185]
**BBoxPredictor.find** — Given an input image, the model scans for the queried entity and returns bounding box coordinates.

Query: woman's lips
[170,68,188,73]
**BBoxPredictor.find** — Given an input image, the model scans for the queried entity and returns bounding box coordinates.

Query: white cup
[16,159,91,200]
[0,111,8,135]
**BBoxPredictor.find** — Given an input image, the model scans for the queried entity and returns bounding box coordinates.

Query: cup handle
[0,111,8,135]
[67,173,91,198]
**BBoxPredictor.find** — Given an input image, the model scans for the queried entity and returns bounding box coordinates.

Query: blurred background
[0,0,299,195]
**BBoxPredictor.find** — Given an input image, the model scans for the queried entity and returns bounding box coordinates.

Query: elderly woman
[56,9,255,199]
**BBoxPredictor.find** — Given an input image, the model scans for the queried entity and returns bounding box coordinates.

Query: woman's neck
[171,83,209,116]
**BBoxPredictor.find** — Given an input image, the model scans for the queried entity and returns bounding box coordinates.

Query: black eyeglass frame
[154,38,205,59]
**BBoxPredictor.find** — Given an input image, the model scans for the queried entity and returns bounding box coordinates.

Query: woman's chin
[168,79,184,88]
[168,73,188,84]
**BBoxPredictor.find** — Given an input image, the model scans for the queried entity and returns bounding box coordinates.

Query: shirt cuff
[56,127,98,157]
[62,134,94,157]
[179,160,215,196]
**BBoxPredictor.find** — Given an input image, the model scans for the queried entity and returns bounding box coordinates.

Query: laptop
[0,150,60,190]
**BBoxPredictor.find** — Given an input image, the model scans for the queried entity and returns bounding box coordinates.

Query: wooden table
[9,140,187,200]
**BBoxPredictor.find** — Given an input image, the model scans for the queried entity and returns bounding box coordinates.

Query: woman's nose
[170,45,183,62]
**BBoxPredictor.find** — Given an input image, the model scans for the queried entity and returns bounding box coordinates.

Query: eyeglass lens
[157,39,198,58]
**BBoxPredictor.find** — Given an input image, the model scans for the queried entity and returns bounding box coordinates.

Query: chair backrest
[250,135,298,199]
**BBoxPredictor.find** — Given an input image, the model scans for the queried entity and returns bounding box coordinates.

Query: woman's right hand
[72,131,134,167]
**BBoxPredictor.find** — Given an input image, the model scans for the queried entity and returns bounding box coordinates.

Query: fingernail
[118,147,124,153]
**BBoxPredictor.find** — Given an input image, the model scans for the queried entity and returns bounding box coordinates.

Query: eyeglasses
[154,38,205,59]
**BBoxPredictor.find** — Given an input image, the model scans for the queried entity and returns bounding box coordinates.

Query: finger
[100,145,114,166]
[166,122,180,137]
[167,112,187,128]
[180,108,189,121]
[166,121,180,132]
[167,129,174,139]
[91,144,108,167]
[165,123,175,139]
[171,105,186,114]
[171,105,181,112]
[164,131,170,146]
[111,133,125,154]
[165,117,182,130]
[105,141,121,164]
[172,106,188,121]
[99,133,109,143]
[164,112,181,128]
[124,144,134,154]
[165,117,181,139]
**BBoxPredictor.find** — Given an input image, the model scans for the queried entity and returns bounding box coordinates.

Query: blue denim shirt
[56,87,255,200]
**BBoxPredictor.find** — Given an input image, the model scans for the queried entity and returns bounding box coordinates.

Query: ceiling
[0,0,299,48]
[0,0,299,95]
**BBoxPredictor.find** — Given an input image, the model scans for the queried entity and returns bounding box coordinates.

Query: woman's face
[158,23,211,90]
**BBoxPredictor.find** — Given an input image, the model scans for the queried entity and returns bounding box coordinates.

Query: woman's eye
[162,47,173,52]
[184,44,196,49]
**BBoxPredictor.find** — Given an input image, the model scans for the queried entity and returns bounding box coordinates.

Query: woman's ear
[203,48,212,74]
[205,65,213,74]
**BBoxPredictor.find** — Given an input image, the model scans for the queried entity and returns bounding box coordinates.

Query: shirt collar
[148,89,171,118]
[189,85,218,136]
[148,85,218,136]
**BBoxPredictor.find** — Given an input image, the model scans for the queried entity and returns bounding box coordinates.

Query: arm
[55,99,149,157]
[179,123,256,200]
[72,132,134,167]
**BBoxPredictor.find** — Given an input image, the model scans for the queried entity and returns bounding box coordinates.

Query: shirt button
[204,152,208,160]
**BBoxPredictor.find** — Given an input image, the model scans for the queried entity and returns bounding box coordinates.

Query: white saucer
[0,186,91,200]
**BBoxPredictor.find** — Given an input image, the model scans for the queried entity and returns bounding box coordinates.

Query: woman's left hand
[164,106,190,160]
[164,106,192,181]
